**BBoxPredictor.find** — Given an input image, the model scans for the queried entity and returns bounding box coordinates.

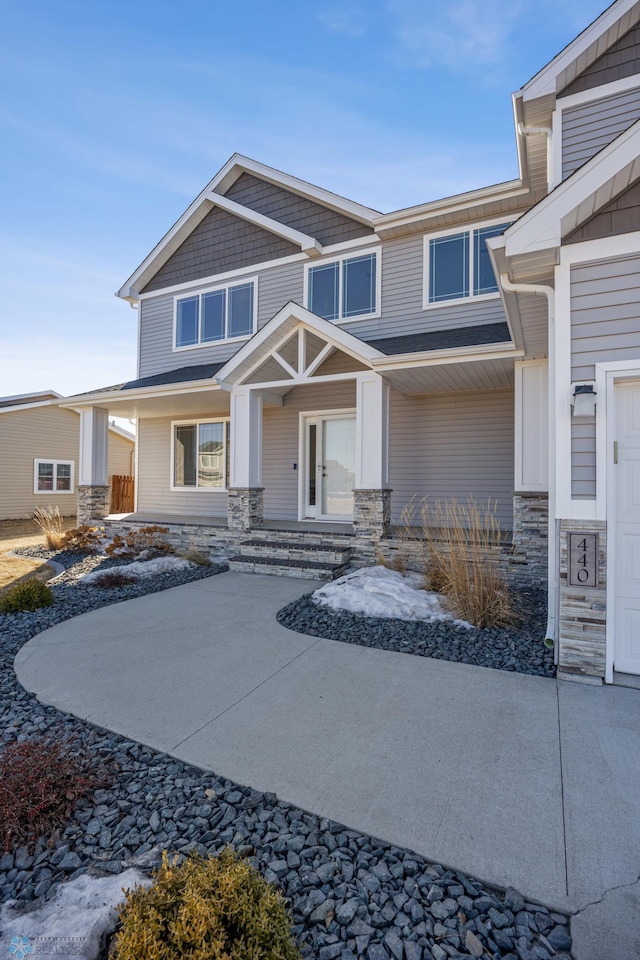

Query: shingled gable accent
[141,205,300,293]
[564,175,640,242]
[559,21,640,97]
[225,172,374,246]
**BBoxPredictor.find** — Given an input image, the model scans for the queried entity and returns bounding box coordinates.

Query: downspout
[500,273,558,649]
[517,123,553,189]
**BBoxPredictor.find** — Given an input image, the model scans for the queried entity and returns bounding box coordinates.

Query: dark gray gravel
[0,551,570,959]
[277,589,554,678]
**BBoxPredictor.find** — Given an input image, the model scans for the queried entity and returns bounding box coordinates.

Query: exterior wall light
[572,383,596,417]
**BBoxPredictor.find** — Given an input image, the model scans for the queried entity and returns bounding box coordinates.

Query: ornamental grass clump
[33,505,65,550]
[0,577,54,614]
[420,497,520,629]
[114,848,301,960]
[0,731,109,852]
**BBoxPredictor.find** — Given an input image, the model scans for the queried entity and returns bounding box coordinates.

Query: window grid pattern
[427,223,510,305]
[175,282,255,348]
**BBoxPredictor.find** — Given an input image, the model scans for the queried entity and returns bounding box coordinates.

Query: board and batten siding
[562,86,640,180]
[262,381,357,521]
[139,234,509,378]
[571,255,640,499]
[389,389,515,529]
[136,417,228,519]
[0,407,134,520]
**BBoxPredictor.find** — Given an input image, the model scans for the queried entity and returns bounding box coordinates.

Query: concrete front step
[228,555,349,581]
[238,538,353,565]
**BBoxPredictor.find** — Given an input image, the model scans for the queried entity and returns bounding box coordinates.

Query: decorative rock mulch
[277,588,554,678]
[0,552,570,959]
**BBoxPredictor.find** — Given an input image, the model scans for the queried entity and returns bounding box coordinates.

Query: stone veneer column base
[557,519,607,683]
[77,485,110,524]
[227,488,264,532]
[510,493,549,587]
[353,489,392,540]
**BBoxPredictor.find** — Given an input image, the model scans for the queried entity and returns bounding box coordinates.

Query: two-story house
[63,0,640,686]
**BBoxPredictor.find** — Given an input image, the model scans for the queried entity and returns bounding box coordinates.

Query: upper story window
[174,279,256,350]
[425,223,511,306]
[34,459,74,494]
[306,250,378,322]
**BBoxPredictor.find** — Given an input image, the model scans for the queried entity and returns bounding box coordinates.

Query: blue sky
[0,0,606,399]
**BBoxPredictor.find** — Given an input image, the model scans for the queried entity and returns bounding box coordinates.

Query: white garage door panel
[615,600,640,675]
[615,380,640,676]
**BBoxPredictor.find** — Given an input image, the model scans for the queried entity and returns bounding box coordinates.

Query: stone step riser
[237,542,351,564]
[228,559,347,581]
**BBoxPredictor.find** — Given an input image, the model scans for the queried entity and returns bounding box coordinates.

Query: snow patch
[312,566,472,627]
[0,869,151,960]
[81,556,195,582]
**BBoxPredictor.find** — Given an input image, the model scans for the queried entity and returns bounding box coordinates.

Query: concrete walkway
[14,572,640,958]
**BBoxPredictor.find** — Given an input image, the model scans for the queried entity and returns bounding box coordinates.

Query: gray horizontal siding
[389,389,515,529]
[559,24,640,97]
[341,234,508,342]
[138,262,304,378]
[262,382,357,521]
[225,173,373,246]
[142,206,299,293]
[136,417,228,518]
[562,87,640,179]
[570,255,640,498]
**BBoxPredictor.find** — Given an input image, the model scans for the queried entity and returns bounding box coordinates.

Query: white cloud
[318,5,368,39]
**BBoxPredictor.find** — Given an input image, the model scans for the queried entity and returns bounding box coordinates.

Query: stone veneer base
[227,487,264,532]
[353,489,392,541]
[77,485,110,524]
[511,493,549,589]
[557,519,607,682]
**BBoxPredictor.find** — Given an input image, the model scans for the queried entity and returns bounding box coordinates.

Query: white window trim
[303,246,382,325]
[33,459,75,495]
[170,418,230,493]
[173,277,258,353]
[422,217,511,310]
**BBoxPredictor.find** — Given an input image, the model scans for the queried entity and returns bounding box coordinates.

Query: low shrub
[105,526,173,560]
[33,505,65,551]
[62,524,105,554]
[0,731,109,852]
[114,848,301,960]
[89,569,139,589]
[0,578,54,614]
[177,546,212,567]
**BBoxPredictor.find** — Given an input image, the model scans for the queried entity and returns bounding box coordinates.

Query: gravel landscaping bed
[277,588,554,678]
[0,553,570,959]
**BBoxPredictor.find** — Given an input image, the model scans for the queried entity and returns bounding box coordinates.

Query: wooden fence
[110,475,135,513]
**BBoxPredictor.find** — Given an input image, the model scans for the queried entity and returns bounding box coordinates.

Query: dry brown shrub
[105,526,173,560]
[33,506,65,550]
[61,524,105,554]
[420,497,519,629]
[89,569,139,589]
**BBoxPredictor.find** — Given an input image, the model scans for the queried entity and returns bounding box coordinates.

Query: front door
[303,414,356,520]
[615,380,640,674]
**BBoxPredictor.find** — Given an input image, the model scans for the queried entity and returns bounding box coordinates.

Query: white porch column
[354,373,391,539]
[228,388,264,531]
[77,406,110,523]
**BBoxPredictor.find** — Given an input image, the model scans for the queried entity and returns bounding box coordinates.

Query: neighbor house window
[172,420,229,489]
[175,280,256,348]
[426,223,511,305]
[34,459,74,494]
[307,251,378,322]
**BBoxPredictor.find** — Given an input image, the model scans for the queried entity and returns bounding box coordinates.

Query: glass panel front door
[321,417,356,518]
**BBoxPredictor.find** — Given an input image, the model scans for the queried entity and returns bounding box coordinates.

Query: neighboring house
[63,0,640,685]
[0,391,135,520]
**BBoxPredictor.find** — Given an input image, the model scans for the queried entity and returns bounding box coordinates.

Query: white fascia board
[372,180,526,232]
[522,0,640,100]
[205,192,322,256]
[108,423,136,442]
[504,119,640,256]
[371,343,522,371]
[60,379,223,409]
[215,301,385,385]
[210,154,380,224]
[0,398,62,415]
[0,390,62,407]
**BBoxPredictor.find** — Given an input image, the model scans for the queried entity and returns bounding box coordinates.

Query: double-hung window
[175,280,256,349]
[425,223,511,305]
[172,420,229,490]
[34,459,74,493]
[307,250,378,322]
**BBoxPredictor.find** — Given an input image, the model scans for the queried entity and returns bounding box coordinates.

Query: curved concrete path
[14,572,640,956]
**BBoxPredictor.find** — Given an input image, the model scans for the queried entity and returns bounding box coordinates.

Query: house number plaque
[568,533,599,588]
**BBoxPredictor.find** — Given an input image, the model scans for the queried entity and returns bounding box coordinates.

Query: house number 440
[568,533,598,588]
